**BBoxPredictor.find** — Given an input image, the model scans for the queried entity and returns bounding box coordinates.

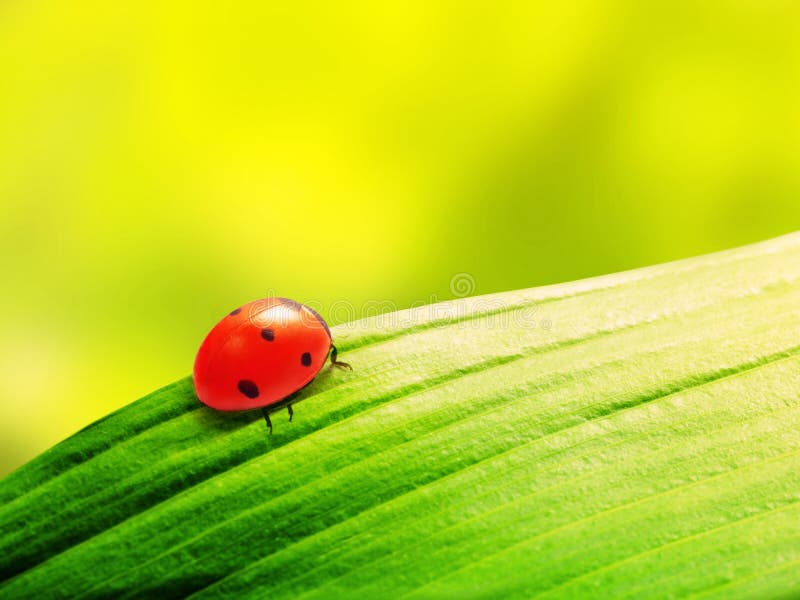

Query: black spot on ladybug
[261,328,275,341]
[237,379,259,399]
[301,352,312,367]
[230,308,242,316]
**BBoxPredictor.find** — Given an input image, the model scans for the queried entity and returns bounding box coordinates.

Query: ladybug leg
[330,344,353,371]
[288,404,294,422]
[261,407,273,434]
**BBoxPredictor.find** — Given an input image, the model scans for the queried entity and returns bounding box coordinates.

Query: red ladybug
[193,297,351,432]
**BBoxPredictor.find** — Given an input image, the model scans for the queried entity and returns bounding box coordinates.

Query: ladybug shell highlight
[193,297,332,411]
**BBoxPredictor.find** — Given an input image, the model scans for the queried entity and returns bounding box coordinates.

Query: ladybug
[193,297,351,432]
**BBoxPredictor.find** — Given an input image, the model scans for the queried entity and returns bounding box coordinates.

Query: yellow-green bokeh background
[2,2,799,476]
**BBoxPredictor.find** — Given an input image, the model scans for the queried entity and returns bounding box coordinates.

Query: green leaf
[2,233,800,599]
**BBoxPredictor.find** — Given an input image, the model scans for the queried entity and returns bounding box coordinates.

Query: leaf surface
[2,233,800,599]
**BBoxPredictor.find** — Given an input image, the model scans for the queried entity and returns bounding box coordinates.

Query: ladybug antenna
[330,345,353,371]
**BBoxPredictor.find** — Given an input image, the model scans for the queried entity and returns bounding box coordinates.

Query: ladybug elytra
[193,297,351,432]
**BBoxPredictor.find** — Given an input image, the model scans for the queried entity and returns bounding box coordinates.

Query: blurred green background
[1,2,799,477]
